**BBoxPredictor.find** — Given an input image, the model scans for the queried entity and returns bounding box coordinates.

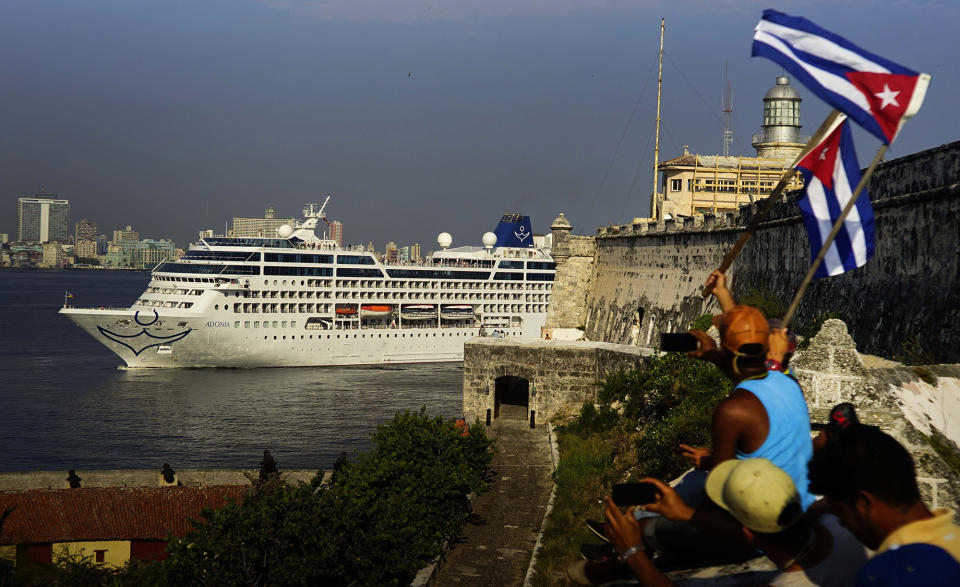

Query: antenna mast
[722,61,734,157]
[651,18,664,220]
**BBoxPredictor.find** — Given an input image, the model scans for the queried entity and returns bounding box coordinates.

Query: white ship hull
[61,307,542,368]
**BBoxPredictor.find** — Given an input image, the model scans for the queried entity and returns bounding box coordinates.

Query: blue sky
[1,0,956,249]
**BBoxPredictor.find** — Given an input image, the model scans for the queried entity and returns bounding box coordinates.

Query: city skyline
[1,1,956,248]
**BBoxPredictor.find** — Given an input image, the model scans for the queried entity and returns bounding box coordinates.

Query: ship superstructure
[60,200,554,367]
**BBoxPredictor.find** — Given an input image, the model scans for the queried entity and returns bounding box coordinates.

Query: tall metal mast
[722,61,734,157]
[651,18,664,220]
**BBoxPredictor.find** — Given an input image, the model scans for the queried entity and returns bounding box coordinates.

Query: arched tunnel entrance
[494,375,529,420]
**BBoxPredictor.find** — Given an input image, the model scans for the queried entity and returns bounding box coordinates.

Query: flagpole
[780,143,888,329]
[701,109,845,297]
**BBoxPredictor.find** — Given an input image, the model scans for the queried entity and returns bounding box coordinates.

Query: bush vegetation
[532,350,730,584]
[1,409,492,586]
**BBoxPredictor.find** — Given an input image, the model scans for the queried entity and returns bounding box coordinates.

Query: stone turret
[549,213,572,264]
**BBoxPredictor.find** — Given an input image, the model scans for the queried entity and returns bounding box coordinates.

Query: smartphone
[660,332,699,352]
[612,482,658,506]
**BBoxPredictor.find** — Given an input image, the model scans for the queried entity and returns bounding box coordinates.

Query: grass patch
[530,352,730,585]
[926,430,960,476]
[531,420,637,586]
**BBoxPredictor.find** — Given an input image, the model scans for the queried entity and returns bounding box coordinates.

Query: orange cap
[713,305,769,355]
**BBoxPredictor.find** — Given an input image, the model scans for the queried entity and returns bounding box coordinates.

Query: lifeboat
[401,304,437,320]
[335,305,357,316]
[360,304,393,318]
[441,304,475,319]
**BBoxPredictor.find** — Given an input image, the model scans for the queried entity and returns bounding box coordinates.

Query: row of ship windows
[182,250,556,271]
[148,277,552,291]
[142,289,546,303]
[222,303,548,314]
[231,321,490,339]
[157,262,555,282]
[137,300,194,309]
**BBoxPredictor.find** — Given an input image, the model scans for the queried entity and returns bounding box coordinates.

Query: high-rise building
[112,225,139,244]
[398,246,410,262]
[409,243,421,263]
[17,192,70,243]
[384,241,398,263]
[329,220,343,247]
[75,219,97,245]
[232,208,296,238]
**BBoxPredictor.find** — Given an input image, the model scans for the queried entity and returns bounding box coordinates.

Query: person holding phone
[583,270,816,580]
[568,460,866,586]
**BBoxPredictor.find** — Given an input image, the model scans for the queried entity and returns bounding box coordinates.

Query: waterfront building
[75,239,98,260]
[9,243,42,267]
[75,219,97,245]
[398,245,410,262]
[112,226,139,244]
[17,192,70,243]
[133,240,176,269]
[656,76,806,219]
[328,220,343,247]
[410,243,421,263]
[40,243,66,268]
[232,207,296,239]
[104,239,176,269]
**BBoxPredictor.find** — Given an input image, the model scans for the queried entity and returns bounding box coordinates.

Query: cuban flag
[753,9,930,144]
[795,115,875,278]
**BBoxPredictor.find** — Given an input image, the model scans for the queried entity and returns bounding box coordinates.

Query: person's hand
[603,497,645,554]
[686,330,721,362]
[638,478,695,522]
[768,328,788,364]
[705,270,728,294]
[679,444,713,469]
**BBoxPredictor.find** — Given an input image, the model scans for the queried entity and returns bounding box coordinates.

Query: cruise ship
[60,200,554,368]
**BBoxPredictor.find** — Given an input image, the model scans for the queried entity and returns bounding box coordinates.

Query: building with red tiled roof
[0,485,248,568]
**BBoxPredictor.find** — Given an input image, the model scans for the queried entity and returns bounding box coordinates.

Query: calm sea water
[0,270,464,472]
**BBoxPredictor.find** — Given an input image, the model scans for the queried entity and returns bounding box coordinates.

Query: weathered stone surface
[433,406,553,587]
[0,469,321,491]
[462,339,648,423]
[583,141,960,362]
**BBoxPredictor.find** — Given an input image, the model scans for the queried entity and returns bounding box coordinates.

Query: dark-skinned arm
[603,497,674,587]
[648,394,761,542]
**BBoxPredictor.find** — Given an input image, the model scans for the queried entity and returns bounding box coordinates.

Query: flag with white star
[752,9,930,144]
[795,115,875,278]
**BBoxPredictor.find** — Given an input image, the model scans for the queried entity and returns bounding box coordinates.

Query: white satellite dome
[277,224,294,238]
[437,232,453,249]
[481,231,497,248]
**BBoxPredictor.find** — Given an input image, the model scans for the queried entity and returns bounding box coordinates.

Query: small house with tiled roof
[0,485,247,568]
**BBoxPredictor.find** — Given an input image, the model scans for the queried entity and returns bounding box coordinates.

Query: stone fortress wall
[570,140,960,362]
[493,140,960,509]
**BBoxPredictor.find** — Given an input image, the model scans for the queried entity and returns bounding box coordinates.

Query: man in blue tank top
[583,272,817,579]
[679,271,815,508]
